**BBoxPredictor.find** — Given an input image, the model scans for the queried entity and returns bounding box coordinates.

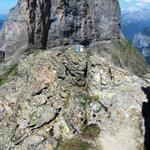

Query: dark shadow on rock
[0,51,5,63]
[142,87,150,150]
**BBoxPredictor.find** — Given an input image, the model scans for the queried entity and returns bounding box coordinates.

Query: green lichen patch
[56,138,90,150]
[79,95,91,124]
[81,124,100,139]
[79,95,100,125]
[0,63,18,86]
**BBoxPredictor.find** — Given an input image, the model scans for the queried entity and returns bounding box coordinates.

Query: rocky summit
[0,46,149,150]
[0,0,150,150]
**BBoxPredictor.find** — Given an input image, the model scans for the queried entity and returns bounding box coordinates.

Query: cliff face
[0,0,120,55]
[0,0,28,56]
[45,0,120,48]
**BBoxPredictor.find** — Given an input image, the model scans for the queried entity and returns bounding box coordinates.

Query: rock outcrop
[0,0,148,76]
[0,46,149,150]
[0,0,28,56]
[0,1,149,149]
[0,0,120,56]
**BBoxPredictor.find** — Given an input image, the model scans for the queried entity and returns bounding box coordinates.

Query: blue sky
[119,0,150,11]
[0,0,17,14]
[0,0,150,14]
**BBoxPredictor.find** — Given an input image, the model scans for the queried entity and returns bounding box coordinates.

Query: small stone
[32,94,47,106]
[60,92,68,98]
[17,119,28,129]
[90,102,102,113]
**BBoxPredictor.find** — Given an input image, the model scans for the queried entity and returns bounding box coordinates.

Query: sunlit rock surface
[0,46,148,149]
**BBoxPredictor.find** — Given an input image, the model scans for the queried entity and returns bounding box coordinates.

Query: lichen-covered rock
[62,47,88,86]
[0,46,148,149]
[87,54,146,149]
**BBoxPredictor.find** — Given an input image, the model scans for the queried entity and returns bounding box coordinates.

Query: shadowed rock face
[46,0,120,48]
[28,0,51,49]
[0,0,120,56]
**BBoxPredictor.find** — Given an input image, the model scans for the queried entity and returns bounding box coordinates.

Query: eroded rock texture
[0,46,148,149]
[0,0,120,56]
[46,0,120,48]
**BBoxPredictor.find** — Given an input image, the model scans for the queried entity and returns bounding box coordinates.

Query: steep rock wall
[0,0,29,56]
[0,0,120,56]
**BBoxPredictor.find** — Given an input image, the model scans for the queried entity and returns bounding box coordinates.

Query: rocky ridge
[0,0,148,76]
[0,46,149,150]
[0,0,149,150]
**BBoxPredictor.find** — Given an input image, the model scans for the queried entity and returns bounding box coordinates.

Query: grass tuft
[0,63,18,86]
[56,138,90,150]
[81,124,100,139]
[114,39,148,76]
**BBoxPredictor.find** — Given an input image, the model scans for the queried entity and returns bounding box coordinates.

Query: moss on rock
[81,124,100,139]
[0,63,18,86]
[56,138,90,150]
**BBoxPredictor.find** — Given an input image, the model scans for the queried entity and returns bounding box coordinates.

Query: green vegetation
[0,63,18,86]
[80,95,91,124]
[21,48,41,55]
[22,48,33,54]
[81,124,100,139]
[56,138,90,150]
[55,137,62,150]
[114,39,149,76]
[64,93,71,108]
[87,49,94,57]
[79,95,101,139]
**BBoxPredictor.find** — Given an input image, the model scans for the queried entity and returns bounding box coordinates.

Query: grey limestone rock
[0,46,148,149]
[0,0,120,58]
[0,0,29,57]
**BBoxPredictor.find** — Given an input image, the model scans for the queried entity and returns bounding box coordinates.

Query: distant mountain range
[121,9,150,64]
[0,14,7,29]
[133,28,150,64]
[0,20,4,29]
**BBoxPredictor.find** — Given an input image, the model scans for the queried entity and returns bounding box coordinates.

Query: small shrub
[80,95,91,124]
[87,49,94,57]
[56,138,90,150]
[81,124,100,139]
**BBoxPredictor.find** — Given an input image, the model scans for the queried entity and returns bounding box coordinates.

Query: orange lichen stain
[46,144,53,150]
